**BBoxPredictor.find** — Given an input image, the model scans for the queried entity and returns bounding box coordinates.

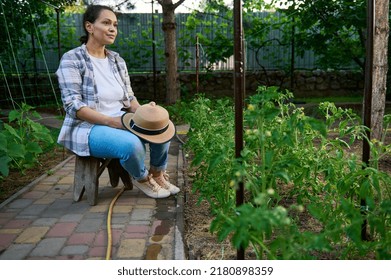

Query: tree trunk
[157,0,186,105]
[371,0,389,140]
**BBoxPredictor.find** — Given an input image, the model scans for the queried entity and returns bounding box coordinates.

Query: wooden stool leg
[74,156,87,202]
[119,167,133,190]
[74,156,131,206]
[107,159,121,188]
[107,159,133,190]
[74,156,99,206]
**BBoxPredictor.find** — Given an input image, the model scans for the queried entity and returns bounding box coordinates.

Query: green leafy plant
[0,104,54,178]
[178,95,236,211]
[178,86,391,259]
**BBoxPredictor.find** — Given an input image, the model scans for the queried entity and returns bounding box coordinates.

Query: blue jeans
[88,125,170,181]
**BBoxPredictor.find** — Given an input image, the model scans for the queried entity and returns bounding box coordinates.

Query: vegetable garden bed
[177,87,391,260]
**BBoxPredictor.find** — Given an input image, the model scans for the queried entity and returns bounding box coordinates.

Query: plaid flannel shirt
[56,44,135,156]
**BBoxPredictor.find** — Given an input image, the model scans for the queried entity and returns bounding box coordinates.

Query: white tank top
[89,55,124,117]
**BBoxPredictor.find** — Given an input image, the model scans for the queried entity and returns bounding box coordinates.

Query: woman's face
[86,9,118,45]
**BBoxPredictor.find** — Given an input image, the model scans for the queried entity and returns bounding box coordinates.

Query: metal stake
[361,0,374,241]
[196,35,199,93]
[152,1,157,100]
[234,0,245,260]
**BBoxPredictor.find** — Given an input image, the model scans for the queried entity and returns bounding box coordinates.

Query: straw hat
[121,102,175,144]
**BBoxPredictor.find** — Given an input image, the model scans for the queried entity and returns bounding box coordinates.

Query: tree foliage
[186,0,289,70]
[275,0,368,71]
[72,0,136,11]
[188,0,387,72]
[0,0,77,61]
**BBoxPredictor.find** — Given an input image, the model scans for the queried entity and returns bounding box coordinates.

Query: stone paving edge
[174,142,186,260]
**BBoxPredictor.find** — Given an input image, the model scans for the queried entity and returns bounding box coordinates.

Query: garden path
[0,115,188,260]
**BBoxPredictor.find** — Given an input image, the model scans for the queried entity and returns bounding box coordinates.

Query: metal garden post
[234,0,245,260]
[361,0,374,241]
[152,1,157,100]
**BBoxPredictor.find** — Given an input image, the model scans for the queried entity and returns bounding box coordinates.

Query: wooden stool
[73,156,133,206]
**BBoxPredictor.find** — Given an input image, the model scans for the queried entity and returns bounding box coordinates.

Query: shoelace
[153,172,172,189]
[147,174,164,192]
[163,171,170,181]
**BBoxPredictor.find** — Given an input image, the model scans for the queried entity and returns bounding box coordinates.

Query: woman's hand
[108,116,124,129]
[128,98,141,113]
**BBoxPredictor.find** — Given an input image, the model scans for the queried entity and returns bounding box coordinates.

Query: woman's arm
[76,98,141,129]
[76,107,124,129]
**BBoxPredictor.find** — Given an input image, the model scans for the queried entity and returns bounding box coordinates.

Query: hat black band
[130,119,169,136]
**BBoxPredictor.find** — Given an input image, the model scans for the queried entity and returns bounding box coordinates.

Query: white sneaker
[133,175,171,198]
[153,171,180,195]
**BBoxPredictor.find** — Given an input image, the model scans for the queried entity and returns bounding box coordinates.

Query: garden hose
[104,127,188,260]
[105,186,125,260]
[176,130,188,145]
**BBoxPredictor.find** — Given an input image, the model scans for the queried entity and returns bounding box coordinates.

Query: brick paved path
[0,137,186,260]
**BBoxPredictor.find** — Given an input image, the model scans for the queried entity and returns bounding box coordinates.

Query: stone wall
[0,70,364,108]
[131,70,364,101]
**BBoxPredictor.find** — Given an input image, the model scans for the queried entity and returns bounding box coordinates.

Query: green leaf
[265,150,274,166]
[307,203,324,221]
[26,142,42,154]
[346,222,362,243]
[232,226,250,249]
[21,103,34,112]
[4,124,22,141]
[307,118,327,137]
[274,170,291,183]
[191,153,205,167]
[7,143,25,158]
[8,110,21,122]
[30,121,48,134]
[207,153,224,172]
[0,133,7,152]
[0,155,11,176]
[217,224,233,242]
[359,177,371,199]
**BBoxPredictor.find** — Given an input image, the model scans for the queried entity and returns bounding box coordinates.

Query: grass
[291,95,391,117]
[295,95,364,104]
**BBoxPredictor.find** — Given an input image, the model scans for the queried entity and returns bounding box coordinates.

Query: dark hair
[79,5,116,44]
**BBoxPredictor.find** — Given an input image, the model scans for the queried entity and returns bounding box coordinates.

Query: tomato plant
[176,86,391,259]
